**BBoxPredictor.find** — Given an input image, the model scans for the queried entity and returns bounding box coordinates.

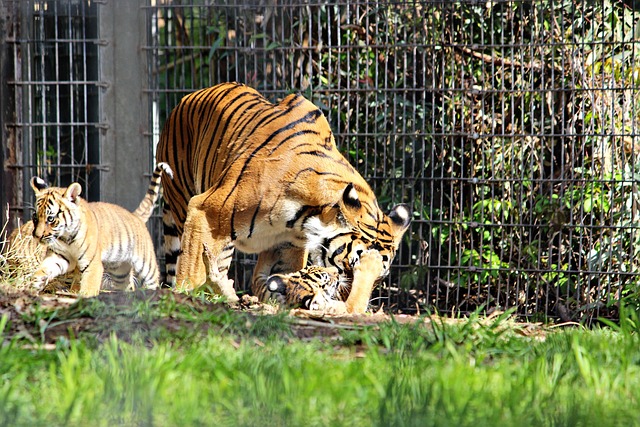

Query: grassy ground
[0,285,638,427]
[1,228,637,426]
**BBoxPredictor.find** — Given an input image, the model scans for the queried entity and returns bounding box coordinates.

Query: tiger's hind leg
[178,196,238,302]
[130,253,160,291]
[251,244,307,302]
[162,205,181,288]
[174,199,206,289]
[107,264,134,291]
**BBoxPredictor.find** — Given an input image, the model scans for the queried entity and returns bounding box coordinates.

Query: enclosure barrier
[2,0,639,323]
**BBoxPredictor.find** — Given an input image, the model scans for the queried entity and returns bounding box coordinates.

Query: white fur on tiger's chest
[233,200,310,253]
[45,239,83,270]
[303,216,346,251]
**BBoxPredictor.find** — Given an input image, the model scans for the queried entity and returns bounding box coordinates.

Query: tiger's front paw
[202,243,238,303]
[32,276,47,293]
[345,250,385,314]
[31,270,53,293]
[307,292,331,311]
[216,277,239,304]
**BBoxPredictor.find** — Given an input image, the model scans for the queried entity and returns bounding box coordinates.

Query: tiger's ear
[64,182,83,203]
[388,203,411,237]
[341,183,362,210]
[30,177,48,194]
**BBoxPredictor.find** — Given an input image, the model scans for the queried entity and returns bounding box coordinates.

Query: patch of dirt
[0,287,549,348]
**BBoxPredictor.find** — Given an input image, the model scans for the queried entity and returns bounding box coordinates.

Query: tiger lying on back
[258,266,343,311]
[157,82,411,313]
[260,250,389,313]
[29,163,172,296]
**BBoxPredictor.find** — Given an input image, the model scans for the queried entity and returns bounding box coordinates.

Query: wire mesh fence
[3,0,103,212]
[144,0,640,322]
[3,0,640,322]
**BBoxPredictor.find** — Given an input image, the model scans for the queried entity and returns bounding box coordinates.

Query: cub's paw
[306,292,332,311]
[241,294,260,306]
[318,299,348,316]
[31,273,50,293]
[353,249,384,275]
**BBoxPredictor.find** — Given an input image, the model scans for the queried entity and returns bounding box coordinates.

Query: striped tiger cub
[262,250,386,314]
[156,82,411,313]
[3,162,171,292]
[28,163,172,296]
[261,266,342,311]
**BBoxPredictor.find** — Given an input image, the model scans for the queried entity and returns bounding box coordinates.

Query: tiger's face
[266,265,341,309]
[30,177,83,246]
[305,184,412,284]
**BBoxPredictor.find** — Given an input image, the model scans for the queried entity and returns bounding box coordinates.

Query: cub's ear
[341,183,362,210]
[388,203,411,232]
[64,182,83,203]
[30,176,48,194]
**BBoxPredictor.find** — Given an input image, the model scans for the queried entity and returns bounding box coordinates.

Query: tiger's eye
[47,215,55,223]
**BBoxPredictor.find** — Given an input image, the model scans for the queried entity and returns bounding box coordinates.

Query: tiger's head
[304,183,411,284]
[30,177,83,246]
[266,265,341,309]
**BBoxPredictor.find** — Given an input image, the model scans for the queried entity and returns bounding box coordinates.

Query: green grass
[1,299,640,427]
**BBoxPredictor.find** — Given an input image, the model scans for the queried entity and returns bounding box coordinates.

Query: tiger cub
[262,266,342,310]
[29,163,172,296]
[1,220,80,291]
[260,249,385,313]
[3,163,172,292]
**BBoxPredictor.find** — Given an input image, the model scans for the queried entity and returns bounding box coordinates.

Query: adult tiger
[157,82,410,313]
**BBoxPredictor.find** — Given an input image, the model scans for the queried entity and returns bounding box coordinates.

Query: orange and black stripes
[132,162,173,222]
[29,166,169,295]
[262,266,341,308]
[156,82,411,306]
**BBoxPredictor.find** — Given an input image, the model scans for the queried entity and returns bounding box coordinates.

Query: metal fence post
[98,0,148,210]
[0,1,12,231]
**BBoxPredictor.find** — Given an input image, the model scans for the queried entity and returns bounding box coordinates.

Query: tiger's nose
[33,223,47,240]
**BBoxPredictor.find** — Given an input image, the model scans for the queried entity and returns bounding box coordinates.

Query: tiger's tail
[133,162,174,222]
